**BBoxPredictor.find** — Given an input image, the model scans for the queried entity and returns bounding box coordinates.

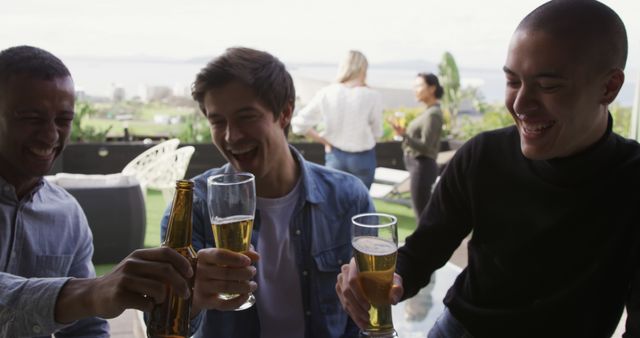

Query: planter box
[51,140,462,177]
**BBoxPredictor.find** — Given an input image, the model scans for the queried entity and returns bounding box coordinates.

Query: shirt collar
[0,175,45,202]
[289,145,324,204]
[218,145,325,205]
[529,113,617,186]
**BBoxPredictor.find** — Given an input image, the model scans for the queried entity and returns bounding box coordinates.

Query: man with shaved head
[337,1,640,337]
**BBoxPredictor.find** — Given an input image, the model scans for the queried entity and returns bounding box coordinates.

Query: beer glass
[207,172,256,311]
[392,111,406,141]
[352,213,399,338]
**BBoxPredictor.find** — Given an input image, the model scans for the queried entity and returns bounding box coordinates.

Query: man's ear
[601,68,625,105]
[279,102,293,129]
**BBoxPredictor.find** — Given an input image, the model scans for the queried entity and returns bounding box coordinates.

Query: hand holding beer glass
[390,111,406,141]
[207,173,256,311]
[352,213,399,337]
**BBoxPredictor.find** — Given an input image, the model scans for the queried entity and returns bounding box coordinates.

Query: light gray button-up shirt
[0,176,109,337]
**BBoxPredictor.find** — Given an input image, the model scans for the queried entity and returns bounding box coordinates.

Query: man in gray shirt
[0,45,194,337]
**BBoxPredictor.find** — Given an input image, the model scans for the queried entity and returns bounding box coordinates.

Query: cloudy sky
[1,0,638,70]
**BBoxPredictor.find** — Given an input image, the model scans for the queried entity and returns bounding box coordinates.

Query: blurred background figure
[292,50,383,189]
[389,72,444,322]
[390,72,444,220]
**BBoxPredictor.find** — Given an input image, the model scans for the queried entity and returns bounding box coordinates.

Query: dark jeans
[428,307,475,338]
[325,147,376,189]
[403,154,439,219]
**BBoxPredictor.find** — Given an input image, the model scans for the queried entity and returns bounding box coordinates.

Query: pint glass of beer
[352,213,399,338]
[392,111,406,141]
[207,172,256,311]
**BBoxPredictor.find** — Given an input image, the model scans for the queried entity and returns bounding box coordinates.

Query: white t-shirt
[291,83,383,152]
[255,178,304,338]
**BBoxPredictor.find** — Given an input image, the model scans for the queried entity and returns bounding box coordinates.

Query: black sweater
[397,121,640,338]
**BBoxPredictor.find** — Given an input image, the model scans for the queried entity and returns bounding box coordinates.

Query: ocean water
[65,58,637,108]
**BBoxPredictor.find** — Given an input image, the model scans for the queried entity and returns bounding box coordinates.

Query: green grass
[93,191,418,276]
[79,102,198,139]
[135,104,194,120]
[94,264,115,276]
[82,118,184,138]
[373,200,417,242]
[144,189,167,248]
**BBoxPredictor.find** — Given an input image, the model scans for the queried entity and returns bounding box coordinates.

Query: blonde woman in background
[291,50,383,189]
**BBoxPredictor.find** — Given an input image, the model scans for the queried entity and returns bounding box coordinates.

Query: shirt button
[302,270,308,276]
[295,229,301,235]
[32,325,42,334]
[305,310,311,316]
[337,259,343,265]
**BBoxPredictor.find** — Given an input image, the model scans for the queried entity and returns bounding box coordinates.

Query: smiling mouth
[514,112,556,136]
[227,147,257,162]
[521,121,555,135]
[28,146,56,158]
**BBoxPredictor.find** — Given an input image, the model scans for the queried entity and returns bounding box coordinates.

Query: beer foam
[213,214,254,225]
[352,236,397,256]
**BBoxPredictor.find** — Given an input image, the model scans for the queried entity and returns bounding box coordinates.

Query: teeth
[30,147,54,156]
[228,148,253,155]
[522,121,554,133]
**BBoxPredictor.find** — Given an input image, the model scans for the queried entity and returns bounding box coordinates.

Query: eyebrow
[502,66,568,80]
[234,107,258,114]
[208,106,257,117]
[12,108,75,118]
[502,66,516,76]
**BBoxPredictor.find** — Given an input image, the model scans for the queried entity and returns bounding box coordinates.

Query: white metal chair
[144,145,196,203]
[369,167,412,207]
[121,138,180,195]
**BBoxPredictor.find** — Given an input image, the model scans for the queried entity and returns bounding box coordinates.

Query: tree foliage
[438,51,461,133]
[71,101,112,142]
[177,110,211,143]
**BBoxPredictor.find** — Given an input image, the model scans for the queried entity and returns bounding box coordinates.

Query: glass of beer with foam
[207,172,256,310]
[352,213,399,338]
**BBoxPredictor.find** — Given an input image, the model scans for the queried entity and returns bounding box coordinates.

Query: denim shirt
[0,177,109,337]
[160,146,374,338]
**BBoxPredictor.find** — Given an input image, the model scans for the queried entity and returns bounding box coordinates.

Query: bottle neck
[164,187,194,248]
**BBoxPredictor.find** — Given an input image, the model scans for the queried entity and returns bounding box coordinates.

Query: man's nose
[513,84,539,115]
[38,118,60,144]
[224,122,243,144]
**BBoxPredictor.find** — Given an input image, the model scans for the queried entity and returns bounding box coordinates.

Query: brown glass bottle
[147,180,198,338]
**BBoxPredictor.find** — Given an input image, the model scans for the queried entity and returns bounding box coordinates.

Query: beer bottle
[147,180,198,338]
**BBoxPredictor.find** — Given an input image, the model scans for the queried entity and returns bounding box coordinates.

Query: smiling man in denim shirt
[159,47,374,338]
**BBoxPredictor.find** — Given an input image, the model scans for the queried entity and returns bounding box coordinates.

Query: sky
[1,0,638,71]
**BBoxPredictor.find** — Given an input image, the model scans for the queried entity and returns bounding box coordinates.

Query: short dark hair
[517,0,627,71]
[0,46,71,89]
[418,73,444,99]
[192,47,296,135]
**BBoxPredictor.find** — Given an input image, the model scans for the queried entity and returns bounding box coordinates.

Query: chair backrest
[46,173,146,264]
[370,167,412,207]
[121,138,180,189]
[146,146,196,190]
[144,146,196,203]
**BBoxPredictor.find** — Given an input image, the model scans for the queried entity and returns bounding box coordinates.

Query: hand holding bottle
[54,247,194,323]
